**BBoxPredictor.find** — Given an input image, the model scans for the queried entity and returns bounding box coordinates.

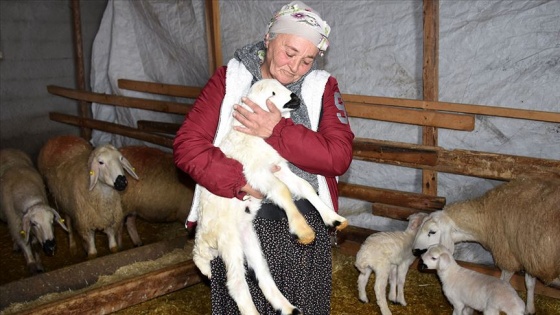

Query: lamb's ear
[120,156,139,180]
[438,251,452,270]
[50,208,68,232]
[21,213,31,243]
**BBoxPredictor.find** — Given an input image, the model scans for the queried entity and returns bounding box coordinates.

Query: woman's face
[261,33,319,85]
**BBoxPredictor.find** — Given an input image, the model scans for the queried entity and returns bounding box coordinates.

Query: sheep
[118,145,195,246]
[412,175,560,315]
[0,148,68,274]
[354,212,427,315]
[420,244,525,315]
[37,135,139,258]
[193,78,348,315]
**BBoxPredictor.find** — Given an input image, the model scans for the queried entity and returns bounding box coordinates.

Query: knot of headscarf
[266,1,330,55]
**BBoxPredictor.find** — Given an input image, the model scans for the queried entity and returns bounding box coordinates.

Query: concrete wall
[0,0,107,160]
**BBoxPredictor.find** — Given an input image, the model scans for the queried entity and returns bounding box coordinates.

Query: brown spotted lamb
[412,175,560,315]
[118,145,195,246]
[420,244,525,315]
[0,148,68,273]
[355,212,427,315]
[37,135,138,258]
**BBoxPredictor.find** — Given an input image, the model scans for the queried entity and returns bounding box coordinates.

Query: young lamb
[0,148,68,274]
[118,145,195,246]
[420,244,525,315]
[412,175,560,315]
[37,135,139,258]
[355,212,427,315]
[193,78,348,315]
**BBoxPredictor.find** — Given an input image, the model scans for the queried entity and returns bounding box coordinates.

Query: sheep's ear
[437,216,456,253]
[120,156,139,180]
[21,214,31,243]
[88,158,100,191]
[50,208,68,232]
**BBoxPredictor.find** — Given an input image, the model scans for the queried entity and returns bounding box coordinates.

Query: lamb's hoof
[359,298,369,304]
[295,231,315,245]
[275,308,302,315]
[334,219,348,231]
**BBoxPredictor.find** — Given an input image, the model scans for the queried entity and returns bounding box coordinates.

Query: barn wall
[0,0,107,160]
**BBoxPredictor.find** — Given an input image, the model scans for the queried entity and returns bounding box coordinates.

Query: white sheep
[193,79,348,315]
[37,135,139,258]
[420,244,525,315]
[412,175,560,315]
[118,145,195,246]
[354,212,427,315]
[0,148,68,273]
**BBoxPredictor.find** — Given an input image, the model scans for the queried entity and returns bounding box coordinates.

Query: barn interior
[0,0,559,314]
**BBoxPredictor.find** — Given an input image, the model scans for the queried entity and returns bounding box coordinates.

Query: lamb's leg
[242,221,300,314]
[373,269,392,315]
[274,168,347,230]
[125,215,143,247]
[105,226,119,253]
[524,273,536,315]
[356,267,372,303]
[388,265,397,303]
[395,262,410,306]
[192,236,217,279]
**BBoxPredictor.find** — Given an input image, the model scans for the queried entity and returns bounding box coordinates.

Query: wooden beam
[338,182,446,210]
[49,112,174,148]
[353,137,560,181]
[371,203,432,221]
[47,85,192,115]
[118,79,201,99]
[345,102,474,130]
[137,120,181,134]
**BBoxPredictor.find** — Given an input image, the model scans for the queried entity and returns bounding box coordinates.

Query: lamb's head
[406,212,428,233]
[412,210,456,257]
[419,244,453,271]
[245,79,300,118]
[88,144,139,191]
[22,205,68,256]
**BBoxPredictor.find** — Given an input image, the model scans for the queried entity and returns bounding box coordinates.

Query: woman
[173,1,354,314]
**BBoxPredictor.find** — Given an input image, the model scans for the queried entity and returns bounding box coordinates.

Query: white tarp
[90,0,559,239]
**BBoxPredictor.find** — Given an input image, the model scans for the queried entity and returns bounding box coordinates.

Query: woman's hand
[239,165,281,200]
[233,97,281,138]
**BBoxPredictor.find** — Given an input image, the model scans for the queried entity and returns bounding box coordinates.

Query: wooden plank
[338,182,446,210]
[137,120,181,134]
[352,138,560,181]
[118,79,201,99]
[371,203,432,221]
[343,94,560,123]
[205,0,223,73]
[16,260,202,315]
[345,102,474,130]
[49,112,174,148]
[47,85,192,115]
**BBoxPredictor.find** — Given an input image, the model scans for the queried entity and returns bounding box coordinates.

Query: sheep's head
[244,79,300,119]
[420,244,453,271]
[88,144,139,191]
[22,205,67,256]
[412,211,456,257]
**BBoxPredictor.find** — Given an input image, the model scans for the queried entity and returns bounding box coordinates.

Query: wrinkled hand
[233,97,281,138]
[240,165,281,199]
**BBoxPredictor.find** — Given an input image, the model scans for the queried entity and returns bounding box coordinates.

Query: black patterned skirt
[209,200,332,315]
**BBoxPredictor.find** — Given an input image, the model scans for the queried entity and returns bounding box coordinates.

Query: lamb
[412,175,560,315]
[118,145,195,246]
[37,135,139,258]
[193,78,348,315]
[420,244,525,315]
[0,148,68,274]
[355,212,427,315]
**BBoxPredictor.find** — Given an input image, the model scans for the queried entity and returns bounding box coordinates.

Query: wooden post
[422,0,439,195]
[70,0,92,140]
[205,0,222,75]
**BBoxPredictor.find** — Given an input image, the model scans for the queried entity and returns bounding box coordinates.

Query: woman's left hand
[233,97,281,138]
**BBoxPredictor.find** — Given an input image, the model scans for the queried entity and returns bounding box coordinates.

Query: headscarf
[266,1,331,55]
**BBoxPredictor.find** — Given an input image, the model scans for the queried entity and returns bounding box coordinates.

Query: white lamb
[355,212,427,315]
[412,175,560,315]
[37,135,139,258]
[420,244,525,315]
[0,148,68,273]
[193,78,348,315]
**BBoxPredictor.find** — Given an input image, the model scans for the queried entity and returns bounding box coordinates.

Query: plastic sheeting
[90,0,559,216]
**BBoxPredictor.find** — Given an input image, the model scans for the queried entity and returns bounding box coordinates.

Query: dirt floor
[1,220,559,314]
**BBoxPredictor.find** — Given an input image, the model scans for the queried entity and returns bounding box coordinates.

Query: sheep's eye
[272,91,276,96]
[98,161,104,165]
[428,230,436,236]
[431,257,437,261]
